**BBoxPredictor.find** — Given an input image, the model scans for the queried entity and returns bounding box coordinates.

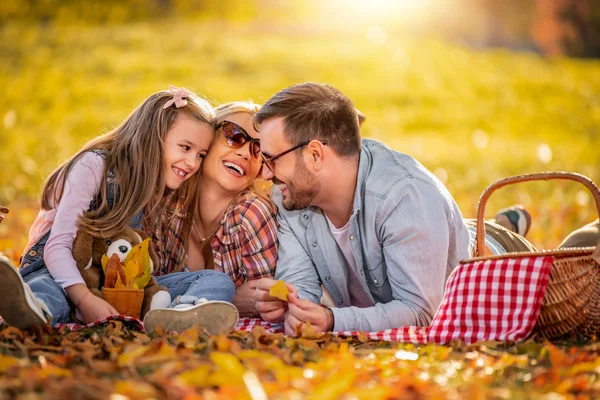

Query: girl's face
[202,112,262,194]
[163,113,213,190]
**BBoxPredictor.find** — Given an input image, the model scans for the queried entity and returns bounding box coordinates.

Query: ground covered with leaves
[1,321,599,399]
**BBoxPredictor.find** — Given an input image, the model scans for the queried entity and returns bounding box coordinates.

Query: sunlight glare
[345,0,423,17]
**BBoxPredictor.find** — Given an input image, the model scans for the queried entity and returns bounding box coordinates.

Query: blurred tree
[533,0,600,57]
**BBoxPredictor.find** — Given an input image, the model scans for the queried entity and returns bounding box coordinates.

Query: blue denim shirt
[273,139,470,332]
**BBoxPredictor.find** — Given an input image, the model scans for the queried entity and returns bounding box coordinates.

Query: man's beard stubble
[277,156,320,211]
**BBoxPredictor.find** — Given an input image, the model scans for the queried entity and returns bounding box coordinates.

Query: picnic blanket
[2,255,553,344]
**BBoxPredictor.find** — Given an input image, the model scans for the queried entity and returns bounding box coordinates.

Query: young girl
[0,86,237,332]
[187,102,279,317]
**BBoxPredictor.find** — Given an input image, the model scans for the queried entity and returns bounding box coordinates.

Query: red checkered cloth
[428,255,552,344]
[0,256,553,344]
[235,317,282,334]
[236,255,554,345]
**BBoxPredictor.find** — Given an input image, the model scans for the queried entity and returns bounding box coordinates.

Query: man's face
[259,117,320,210]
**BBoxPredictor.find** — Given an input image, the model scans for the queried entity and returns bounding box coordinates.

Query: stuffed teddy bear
[72,227,171,319]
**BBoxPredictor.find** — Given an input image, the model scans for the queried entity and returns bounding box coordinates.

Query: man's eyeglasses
[261,139,328,172]
[216,120,261,159]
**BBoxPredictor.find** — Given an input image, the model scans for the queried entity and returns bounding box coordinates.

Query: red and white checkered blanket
[235,255,552,344]
[2,255,553,344]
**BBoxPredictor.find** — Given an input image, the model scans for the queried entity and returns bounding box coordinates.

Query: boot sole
[143,301,238,335]
[0,256,47,330]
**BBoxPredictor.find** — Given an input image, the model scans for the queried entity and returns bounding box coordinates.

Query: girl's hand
[77,292,119,324]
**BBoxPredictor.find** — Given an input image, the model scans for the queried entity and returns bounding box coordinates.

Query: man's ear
[306,140,326,171]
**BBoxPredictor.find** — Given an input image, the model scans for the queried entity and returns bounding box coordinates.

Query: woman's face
[201,112,262,194]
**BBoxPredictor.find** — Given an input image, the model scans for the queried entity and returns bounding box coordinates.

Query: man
[254,82,470,335]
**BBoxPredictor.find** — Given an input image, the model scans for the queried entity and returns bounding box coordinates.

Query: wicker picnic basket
[464,172,600,340]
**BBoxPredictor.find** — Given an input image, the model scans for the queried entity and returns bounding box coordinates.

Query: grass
[1,18,600,398]
[0,19,599,259]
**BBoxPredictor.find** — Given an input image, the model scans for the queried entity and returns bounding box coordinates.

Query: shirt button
[349,235,355,241]
[373,279,378,284]
[28,250,38,257]
[303,214,309,219]
[324,276,331,281]
[337,301,343,306]
[312,242,317,247]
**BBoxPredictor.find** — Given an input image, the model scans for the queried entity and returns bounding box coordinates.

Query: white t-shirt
[325,215,373,308]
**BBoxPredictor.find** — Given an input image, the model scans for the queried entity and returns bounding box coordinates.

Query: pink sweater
[24,152,105,289]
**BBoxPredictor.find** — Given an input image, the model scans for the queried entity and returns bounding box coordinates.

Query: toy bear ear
[133,228,148,242]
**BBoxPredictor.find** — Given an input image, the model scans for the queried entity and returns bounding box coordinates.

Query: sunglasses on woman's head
[216,120,261,159]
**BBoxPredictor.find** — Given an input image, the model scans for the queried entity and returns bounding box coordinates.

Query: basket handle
[473,172,600,257]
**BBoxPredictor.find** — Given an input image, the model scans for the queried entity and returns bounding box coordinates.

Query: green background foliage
[0,4,599,257]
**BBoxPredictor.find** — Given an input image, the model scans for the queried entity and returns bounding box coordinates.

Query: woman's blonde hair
[213,101,271,199]
[42,89,215,239]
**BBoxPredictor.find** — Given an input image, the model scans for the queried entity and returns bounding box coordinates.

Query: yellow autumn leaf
[114,380,158,399]
[123,238,152,289]
[0,354,18,372]
[177,365,212,387]
[117,344,150,367]
[209,352,246,386]
[114,272,126,289]
[308,370,357,400]
[101,254,109,274]
[269,280,290,302]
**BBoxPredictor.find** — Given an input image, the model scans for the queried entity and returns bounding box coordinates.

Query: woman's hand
[233,280,260,318]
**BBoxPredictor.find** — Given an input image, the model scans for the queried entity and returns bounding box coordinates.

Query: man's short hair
[254,83,362,157]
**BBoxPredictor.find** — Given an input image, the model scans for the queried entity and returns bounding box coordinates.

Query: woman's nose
[235,143,251,160]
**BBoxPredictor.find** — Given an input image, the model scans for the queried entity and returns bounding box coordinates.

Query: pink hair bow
[162,85,192,109]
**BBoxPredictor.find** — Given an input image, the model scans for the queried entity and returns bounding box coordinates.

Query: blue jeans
[23,267,72,326]
[155,270,235,305]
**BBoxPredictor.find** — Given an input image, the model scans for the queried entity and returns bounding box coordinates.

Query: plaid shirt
[147,194,189,276]
[211,191,278,287]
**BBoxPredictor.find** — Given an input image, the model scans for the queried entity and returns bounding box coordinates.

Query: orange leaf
[104,254,122,288]
[269,280,290,302]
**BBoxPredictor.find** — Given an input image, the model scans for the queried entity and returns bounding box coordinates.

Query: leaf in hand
[269,280,290,302]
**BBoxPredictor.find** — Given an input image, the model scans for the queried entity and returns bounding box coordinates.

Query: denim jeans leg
[155,270,235,304]
[23,268,72,326]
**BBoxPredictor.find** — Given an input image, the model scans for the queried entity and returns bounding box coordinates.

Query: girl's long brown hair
[41,89,215,241]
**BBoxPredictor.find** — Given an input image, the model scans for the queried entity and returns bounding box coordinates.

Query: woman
[188,102,278,317]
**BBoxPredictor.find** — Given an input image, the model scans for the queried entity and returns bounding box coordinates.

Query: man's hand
[254,278,297,323]
[233,280,260,318]
[284,295,334,336]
